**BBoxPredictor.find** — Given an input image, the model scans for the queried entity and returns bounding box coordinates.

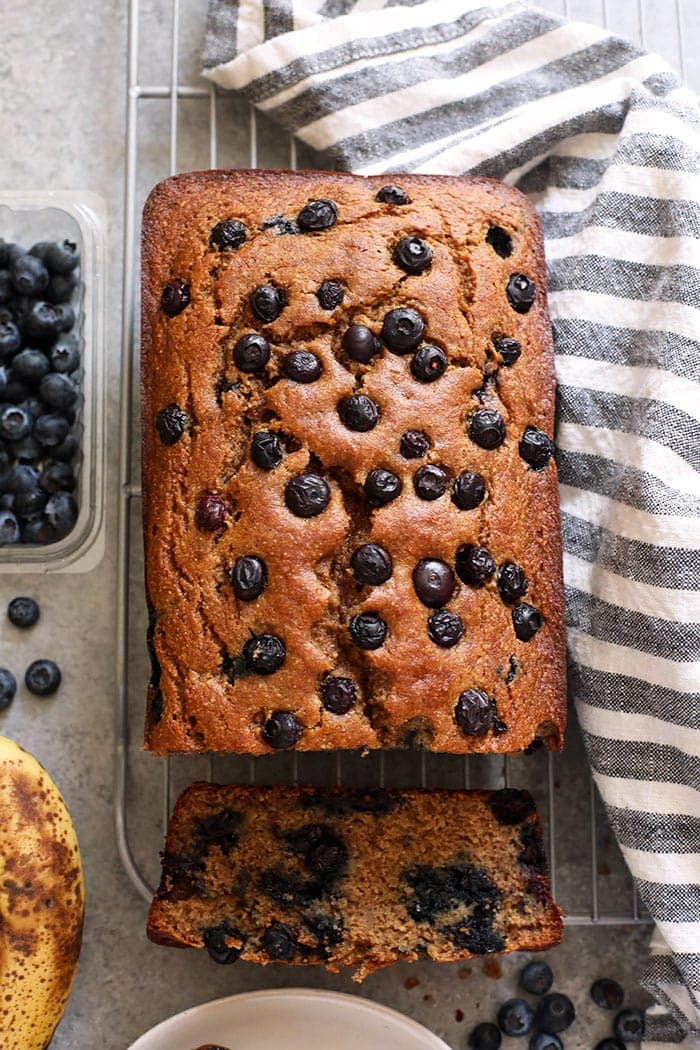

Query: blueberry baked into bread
[142,170,566,755]
[147,785,562,980]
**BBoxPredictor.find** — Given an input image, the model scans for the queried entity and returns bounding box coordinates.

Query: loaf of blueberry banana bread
[142,169,566,755]
[147,785,562,980]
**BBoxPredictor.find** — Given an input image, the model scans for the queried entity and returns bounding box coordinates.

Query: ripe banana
[0,736,84,1048]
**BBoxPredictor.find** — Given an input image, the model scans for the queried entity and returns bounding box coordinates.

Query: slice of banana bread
[147,784,562,981]
[141,169,566,756]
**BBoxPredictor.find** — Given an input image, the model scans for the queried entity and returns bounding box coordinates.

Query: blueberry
[261,921,297,959]
[0,272,10,304]
[497,998,534,1037]
[520,960,554,995]
[507,273,537,313]
[306,835,347,876]
[262,711,302,749]
[45,272,79,305]
[490,789,536,825]
[7,596,40,629]
[400,429,430,459]
[5,379,30,403]
[519,426,554,470]
[5,465,40,493]
[195,491,227,530]
[0,405,32,441]
[50,336,80,373]
[53,433,79,462]
[53,303,76,331]
[10,254,49,296]
[209,219,247,251]
[17,396,44,419]
[364,468,401,507]
[44,491,78,540]
[452,471,486,510]
[11,349,50,384]
[316,280,344,310]
[486,225,513,258]
[456,544,495,586]
[411,344,447,382]
[349,611,387,650]
[14,486,48,518]
[413,464,447,500]
[427,609,463,647]
[338,394,379,432]
[497,562,528,604]
[534,994,575,1034]
[381,308,425,353]
[39,373,77,411]
[44,240,80,275]
[251,429,282,470]
[155,404,189,446]
[25,659,61,697]
[28,241,53,262]
[230,555,267,600]
[376,185,410,205]
[21,301,62,344]
[394,236,433,275]
[590,978,624,1011]
[529,1034,562,1050]
[0,445,11,474]
[40,462,76,494]
[282,350,322,383]
[469,1022,502,1049]
[454,688,495,737]
[342,324,379,363]
[614,1008,645,1042]
[250,284,286,323]
[512,602,542,641]
[351,543,393,585]
[595,1042,625,1050]
[21,517,55,544]
[412,558,455,607]
[0,321,21,359]
[203,923,242,965]
[160,278,190,317]
[321,676,357,715]
[469,409,506,450]
[233,333,271,374]
[0,511,20,545]
[243,634,286,675]
[492,335,521,366]
[0,366,7,398]
[297,199,337,232]
[285,473,330,517]
[0,668,17,710]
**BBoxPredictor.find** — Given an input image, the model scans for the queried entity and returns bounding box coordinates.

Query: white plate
[129,987,451,1050]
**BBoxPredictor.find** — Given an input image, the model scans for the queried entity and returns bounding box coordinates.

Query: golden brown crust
[141,170,566,755]
[147,784,562,981]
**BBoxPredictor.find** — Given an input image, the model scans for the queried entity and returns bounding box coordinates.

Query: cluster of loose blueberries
[152,188,556,750]
[0,597,62,708]
[0,237,81,546]
[469,963,645,1048]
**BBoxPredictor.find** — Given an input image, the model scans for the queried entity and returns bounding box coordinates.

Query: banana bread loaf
[147,784,562,981]
[141,170,566,755]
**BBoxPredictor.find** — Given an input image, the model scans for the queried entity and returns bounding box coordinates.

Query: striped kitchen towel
[202,0,700,1041]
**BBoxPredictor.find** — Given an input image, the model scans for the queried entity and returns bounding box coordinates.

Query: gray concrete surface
[1,0,692,1046]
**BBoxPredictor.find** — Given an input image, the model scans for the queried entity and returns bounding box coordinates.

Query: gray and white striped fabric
[202,1,700,1041]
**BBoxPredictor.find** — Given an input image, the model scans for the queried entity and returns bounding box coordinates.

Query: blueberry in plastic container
[0,510,20,545]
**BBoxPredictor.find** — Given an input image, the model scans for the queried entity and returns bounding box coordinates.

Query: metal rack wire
[115,0,660,928]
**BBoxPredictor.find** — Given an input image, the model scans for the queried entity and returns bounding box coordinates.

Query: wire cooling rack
[115,0,672,925]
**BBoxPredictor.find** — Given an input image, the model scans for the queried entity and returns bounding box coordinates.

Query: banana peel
[0,736,84,1049]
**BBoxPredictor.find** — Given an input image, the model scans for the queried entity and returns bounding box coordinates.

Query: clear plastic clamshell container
[0,192,106,573]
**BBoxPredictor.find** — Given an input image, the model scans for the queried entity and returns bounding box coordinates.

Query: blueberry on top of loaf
[147,784,562,981]
[141,170,565,755]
